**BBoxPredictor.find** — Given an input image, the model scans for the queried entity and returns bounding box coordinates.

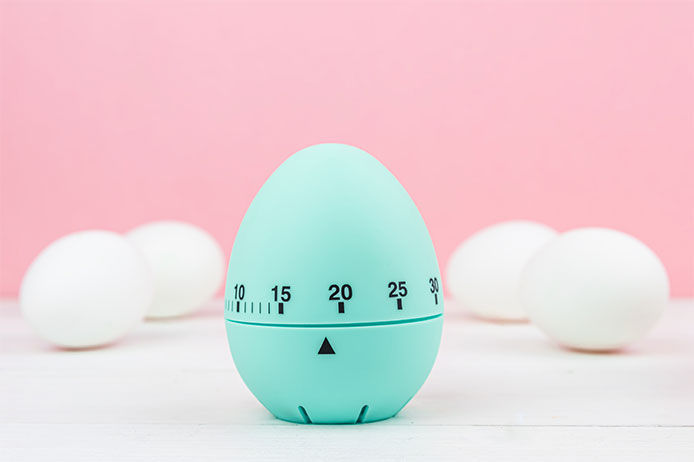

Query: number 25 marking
[388,281,407,297]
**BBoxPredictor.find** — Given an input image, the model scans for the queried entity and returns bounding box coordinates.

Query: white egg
[446,220,558,321]
[20,230,154,348]
[520,228,669,351]
[127,221,225,319]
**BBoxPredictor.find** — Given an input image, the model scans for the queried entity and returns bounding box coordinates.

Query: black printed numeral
[429,277,440,305]
[271,285,291,302]
[429,277,439,294]
[388,281,408,298]
[328,284,353,300]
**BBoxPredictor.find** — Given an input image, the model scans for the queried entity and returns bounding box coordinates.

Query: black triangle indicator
[318,337,335,355]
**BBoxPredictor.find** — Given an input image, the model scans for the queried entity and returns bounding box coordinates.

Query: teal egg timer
[224,143,443,424]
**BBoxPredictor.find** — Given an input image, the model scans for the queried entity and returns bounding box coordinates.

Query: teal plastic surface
[225,143,444,424]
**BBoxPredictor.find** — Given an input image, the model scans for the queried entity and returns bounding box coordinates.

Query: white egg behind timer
[127,221,225,319]
[446,220,558,321]
[20,231,154,348]
[520,228,670,351]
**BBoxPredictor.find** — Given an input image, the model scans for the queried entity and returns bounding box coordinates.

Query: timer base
[226,316,443,424]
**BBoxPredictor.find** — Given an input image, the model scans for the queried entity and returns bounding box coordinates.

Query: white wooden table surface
[1,298,693,461]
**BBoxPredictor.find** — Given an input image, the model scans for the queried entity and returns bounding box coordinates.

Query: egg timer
[225,143,443,424]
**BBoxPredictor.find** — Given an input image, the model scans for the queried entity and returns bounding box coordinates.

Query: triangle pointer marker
[318,337,335,355]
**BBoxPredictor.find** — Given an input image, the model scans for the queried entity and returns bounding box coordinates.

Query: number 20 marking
[329,284,352,314]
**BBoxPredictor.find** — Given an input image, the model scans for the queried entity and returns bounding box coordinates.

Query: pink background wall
[1,1,692,297]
